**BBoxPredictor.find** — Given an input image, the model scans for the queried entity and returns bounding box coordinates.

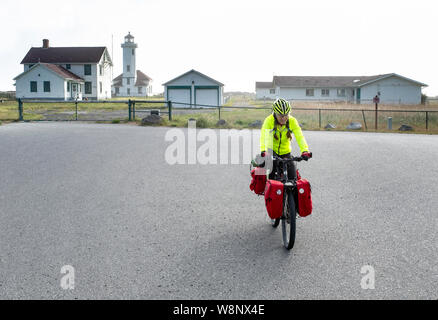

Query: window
[270,89,275,94]
[99,65,103,76]
[44,81,51,92]
[67,82,70,92]
[99,82,102,93]
[30,81,37,92]
[127,88,130,95]
[84,64,91,75]
[321,89,330,96]
[132,49,135,55]
[115,87,119,94]
[85,82,92,94]
[306,89,314,96]
[127,65,130,72]
[337,89,346,97]
[66,64,71,70]
[138,87,142,94]
[127,78,130,85]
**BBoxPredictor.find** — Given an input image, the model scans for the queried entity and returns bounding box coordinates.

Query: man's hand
[301,151,312,161]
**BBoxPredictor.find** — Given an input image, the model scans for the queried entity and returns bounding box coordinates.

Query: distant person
[259,98,312,179]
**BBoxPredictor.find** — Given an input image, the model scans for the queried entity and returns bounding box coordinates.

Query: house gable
[163,69,223,87]
[14,63,84,82]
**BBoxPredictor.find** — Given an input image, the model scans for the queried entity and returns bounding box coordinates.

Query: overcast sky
[1,0,437,95]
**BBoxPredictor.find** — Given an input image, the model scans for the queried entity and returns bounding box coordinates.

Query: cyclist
[260,98,312,179]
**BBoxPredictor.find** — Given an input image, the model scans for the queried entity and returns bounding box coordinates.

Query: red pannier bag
[264,180,284,219]
[296,178,312,217]
[249,167,267,195]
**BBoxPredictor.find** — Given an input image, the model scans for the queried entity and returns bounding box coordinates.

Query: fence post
[426,111,428,130]
[362,110,368,131]
[128,99,132,121]
[318,109,321,128]
[18,98,23,121]
[168,101,172,121]
[133,101,136,120]
[375,102,378,131]
[75,100,78,121]
[219,105,221,121]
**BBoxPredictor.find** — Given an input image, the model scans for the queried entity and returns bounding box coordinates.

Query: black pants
[268,152,297,180]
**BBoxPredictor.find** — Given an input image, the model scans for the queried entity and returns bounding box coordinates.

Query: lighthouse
[112,32,152,97]
[122,32,137,87]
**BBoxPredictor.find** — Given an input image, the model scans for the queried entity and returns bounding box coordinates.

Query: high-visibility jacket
[260,114,309,155]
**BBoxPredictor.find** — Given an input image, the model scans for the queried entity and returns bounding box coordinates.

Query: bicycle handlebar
[271,152,312,162]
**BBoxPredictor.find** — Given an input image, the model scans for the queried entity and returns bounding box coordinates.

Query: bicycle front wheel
[281,189,296,250]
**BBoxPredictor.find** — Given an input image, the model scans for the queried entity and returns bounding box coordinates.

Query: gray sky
[1,0,437,96]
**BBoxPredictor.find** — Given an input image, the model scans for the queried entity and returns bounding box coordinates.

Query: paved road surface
[0,122,437,299]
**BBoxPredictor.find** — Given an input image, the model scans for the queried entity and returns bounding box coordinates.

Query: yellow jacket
[260,114,309,155]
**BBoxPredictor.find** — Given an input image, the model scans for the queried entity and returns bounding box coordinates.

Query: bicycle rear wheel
[282,189,296,250]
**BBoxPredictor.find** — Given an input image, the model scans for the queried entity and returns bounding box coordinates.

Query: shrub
[195,116,210,128]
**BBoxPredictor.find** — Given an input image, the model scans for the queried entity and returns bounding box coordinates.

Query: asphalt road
[0,122,437,299]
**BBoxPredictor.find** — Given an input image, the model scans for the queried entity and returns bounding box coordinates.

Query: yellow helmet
[273,98,291,115]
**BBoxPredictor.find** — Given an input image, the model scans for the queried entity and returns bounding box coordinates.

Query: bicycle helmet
[272,98,291,115]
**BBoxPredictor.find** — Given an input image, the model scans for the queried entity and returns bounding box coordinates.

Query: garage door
[167,88,191,108]
[195,88,218,107]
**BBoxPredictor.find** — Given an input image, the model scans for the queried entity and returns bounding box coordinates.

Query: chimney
[42,39,49,48]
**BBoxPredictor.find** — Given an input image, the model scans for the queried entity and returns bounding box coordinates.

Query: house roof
[272,75,387,88]
[163,69,224,86]
[255,82,274,89]
[20,47,110,64]
[14,63,84,82]
[112,70,152,87]
[267,73,427,88]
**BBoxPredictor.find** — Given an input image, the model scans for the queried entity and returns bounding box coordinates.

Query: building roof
[14,63,84,82]
[135,70,152,86]
[112,70,152,87]
[163,69,224,86]
[260,73,427,88]
[255,82,274,89]
[20,47,110,64]
[272,75,387,88]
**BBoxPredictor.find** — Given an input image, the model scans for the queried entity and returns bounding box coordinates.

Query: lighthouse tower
[111,32,152,97]
[121,32,137,93]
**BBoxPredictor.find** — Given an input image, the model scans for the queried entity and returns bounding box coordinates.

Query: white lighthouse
[122,32,136,85]
[112,32,153,97]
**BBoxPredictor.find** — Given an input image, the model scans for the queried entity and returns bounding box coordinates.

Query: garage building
[163,69,224,108]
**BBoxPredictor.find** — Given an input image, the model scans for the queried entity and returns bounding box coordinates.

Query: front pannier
[264,180,284,219]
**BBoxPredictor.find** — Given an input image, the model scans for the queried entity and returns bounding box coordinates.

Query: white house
[14,39,113,100]
[256,73,427,104]
[111,33,153,97]
[14,63,84,100]
[163,69,224,108]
